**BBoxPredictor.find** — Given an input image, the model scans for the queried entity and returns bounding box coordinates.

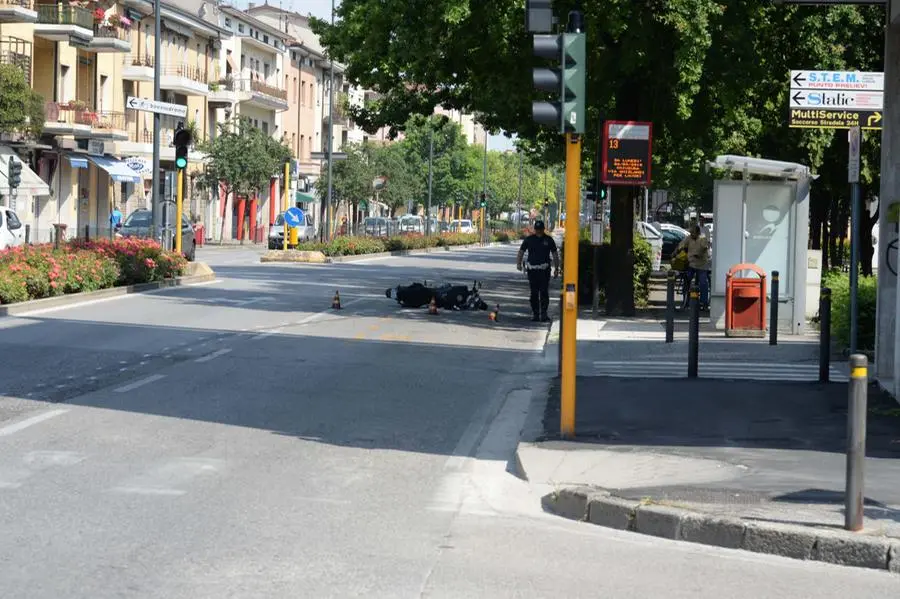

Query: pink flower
[144,258,157,269]
[50,281,58,289]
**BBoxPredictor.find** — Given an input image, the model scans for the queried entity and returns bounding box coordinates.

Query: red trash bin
[725,263,767,337]
[193,224,204,247]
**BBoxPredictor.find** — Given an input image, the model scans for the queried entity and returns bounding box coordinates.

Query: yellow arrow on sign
[867,112,882,127]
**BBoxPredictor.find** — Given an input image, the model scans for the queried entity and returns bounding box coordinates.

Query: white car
[450,219,475,234]
[0,208,25,250]
[657,222,690,237]
[269,211,315,249]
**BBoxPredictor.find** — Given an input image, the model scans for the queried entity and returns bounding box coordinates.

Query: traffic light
[7,157,22,190]
[173,123,192,170]
[480,193,486,208]
[531,14,586,134]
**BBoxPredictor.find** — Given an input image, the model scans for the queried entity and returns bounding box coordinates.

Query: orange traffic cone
[428,296,439,315]
[489,304,500,322]
[332,290,342,310]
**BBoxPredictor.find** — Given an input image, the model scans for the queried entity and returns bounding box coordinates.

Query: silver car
[269,211,316,249]
[120,209,196,261]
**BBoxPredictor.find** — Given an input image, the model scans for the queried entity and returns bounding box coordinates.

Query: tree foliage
[196,117,292,239]
[0,64,44,138]
[313,0,884,313]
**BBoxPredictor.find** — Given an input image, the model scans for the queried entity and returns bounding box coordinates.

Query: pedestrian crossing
[585,360,849,382]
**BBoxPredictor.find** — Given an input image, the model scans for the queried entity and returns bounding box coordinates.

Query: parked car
[398,215,424,234]
[635,221,664,271]
[0,208,25,250]
[269,211,316,249]
[361,217,393,237]
[120,209,196,261]
[657,222,690,237]
[661,228,686,261]
[450,219,475,234]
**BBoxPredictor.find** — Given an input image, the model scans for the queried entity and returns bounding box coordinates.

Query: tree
[0,64,44,138]
[370,142,422,217]
[197,118,292,240]
[315,142,375,233]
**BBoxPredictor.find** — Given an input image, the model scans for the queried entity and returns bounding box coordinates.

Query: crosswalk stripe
[586,361,848,382]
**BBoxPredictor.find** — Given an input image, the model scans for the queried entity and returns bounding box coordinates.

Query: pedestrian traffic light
[7,156,22,190]
[173,124,191,170]
[531,15,586,134]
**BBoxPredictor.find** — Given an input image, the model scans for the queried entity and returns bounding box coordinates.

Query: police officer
[516,220,560,322]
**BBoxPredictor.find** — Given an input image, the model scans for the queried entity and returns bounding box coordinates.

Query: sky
[241,0,517,151]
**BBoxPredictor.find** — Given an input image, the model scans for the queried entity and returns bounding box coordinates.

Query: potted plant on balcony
[119,15,131,30]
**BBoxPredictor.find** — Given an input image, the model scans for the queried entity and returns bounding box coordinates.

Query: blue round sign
[284,206,304,228]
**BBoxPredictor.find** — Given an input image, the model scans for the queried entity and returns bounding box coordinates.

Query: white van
[450,219,475,234]
[398,215,424,234]
[0,208,25,250]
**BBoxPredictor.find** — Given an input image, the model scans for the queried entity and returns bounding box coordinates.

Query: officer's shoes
[540,314,551,323]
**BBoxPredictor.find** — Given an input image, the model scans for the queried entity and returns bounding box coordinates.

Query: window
[224,18,231,28]
[262,121,268,135]
[263,35,269,44]
[301,81,306,106]
[238,24,244,33]
[5,210,21,230]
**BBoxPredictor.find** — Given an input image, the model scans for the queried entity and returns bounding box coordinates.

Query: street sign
[601,121,653,186]
[284,206,304,227]
[126,96,187,118]
[309,151,348,161]
[789,69,883,130]
[788,108,882,130]
[848,127,861,184]
[789,90,883,110]
[790,70,884,92]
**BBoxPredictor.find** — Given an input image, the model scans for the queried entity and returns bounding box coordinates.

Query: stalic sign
[601,121,653,186]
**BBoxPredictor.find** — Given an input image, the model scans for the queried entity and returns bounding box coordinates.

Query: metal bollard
[770,270,779,346]
[24,224,30,245]
[84,224,90,241]
[845,354,868,532]
[819,288,832,383]
[665,270,675,343]
[688,284,700,378]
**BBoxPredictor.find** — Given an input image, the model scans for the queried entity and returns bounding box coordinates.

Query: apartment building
[207,5,286,240]
[0,0,229,242]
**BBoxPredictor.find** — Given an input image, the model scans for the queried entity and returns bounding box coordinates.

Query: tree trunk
[605,185,635,316]
[218,186,231,243]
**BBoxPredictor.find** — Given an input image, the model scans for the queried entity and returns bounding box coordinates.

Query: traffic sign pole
[849,126,862,354]
[283,160,289,253]
[151,0,161,244]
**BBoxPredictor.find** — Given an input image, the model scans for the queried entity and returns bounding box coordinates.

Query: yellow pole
[175,168,184,254]
[283,160,289,252]
[560,132,582,438]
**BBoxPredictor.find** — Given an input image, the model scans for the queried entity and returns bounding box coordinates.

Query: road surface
[0,244,895,597]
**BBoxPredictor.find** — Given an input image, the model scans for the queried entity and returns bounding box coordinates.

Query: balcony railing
[90,110,125,132]
[45,101,95,127]
[93,24,128,41]
[0,36,31,84]
[36,4,92,29]
[0,0,34,9]
[126,112,183,145]
[249,79,287,101]
[166,64,206,84]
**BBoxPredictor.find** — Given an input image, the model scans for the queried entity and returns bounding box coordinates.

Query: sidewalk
[523,312,900,572]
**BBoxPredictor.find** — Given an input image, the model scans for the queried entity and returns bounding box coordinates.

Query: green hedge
[822,270,877,351]
[567,229,652,307]
[291,231,526,257]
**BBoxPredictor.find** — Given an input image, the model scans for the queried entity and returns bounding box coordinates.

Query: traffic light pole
[283,160,290,253]
[175,168,184,254]
[560,132,582,438]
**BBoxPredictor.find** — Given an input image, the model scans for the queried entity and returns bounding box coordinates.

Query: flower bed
[0,238,187,305]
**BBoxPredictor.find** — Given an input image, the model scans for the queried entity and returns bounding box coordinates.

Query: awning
[67,155,88,169]
[295,191,316,203]
[0,146,51,196]
[86,155,142,183]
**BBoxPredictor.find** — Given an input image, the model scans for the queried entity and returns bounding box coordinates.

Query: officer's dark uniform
[519,223,557,321]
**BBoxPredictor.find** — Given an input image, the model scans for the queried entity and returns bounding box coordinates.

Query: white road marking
[7,279,222,316]
[250,297,367,340]
[194,348,232,363]
[0,409,68,438]
[110,487,186,496]
[114,374,166,393]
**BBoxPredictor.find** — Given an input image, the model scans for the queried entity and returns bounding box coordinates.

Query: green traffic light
[175,157,187,169]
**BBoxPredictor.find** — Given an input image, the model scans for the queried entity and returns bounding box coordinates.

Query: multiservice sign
[601,121,653,186]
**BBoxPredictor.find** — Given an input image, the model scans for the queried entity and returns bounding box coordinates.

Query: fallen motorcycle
[385,280,488,311]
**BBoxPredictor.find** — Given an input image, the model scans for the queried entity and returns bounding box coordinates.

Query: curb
[540,486,900,573]
[0,264,217,317]
[260,241,515,264]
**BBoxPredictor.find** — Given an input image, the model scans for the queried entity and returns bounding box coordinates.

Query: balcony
[34,4,93,44]
[121,55,208,95]
[88,23,130,53]
[43,101,93,137]
[87,110,127,140]
[208,77,238,107]
[0,0,36,23]
[235,77,288,112]
[0,36,32,85]
[122,110,184,159]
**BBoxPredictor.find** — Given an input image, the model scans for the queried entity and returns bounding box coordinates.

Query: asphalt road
[0,244,896,598]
